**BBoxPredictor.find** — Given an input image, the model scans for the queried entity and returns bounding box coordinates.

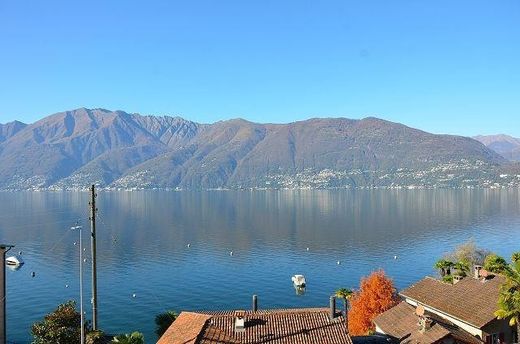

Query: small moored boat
[6,256,24,266]
[291,274,306,287]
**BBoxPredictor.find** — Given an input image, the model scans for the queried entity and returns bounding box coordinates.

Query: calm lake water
[1,189,520,343]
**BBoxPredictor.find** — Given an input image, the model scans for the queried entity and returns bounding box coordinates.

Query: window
[487,333,499,344]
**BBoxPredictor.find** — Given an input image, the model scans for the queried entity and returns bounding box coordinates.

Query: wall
[482,318,516,344]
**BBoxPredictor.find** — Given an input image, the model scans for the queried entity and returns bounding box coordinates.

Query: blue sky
[0,0,519,136]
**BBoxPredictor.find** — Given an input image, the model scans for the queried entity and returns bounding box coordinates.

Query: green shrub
[31,301,84,344]
[484,254,509,274]
[442,275,454,284]
[111,332,144,344]
[155,310,178,338]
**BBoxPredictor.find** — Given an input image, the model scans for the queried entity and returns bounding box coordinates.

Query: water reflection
[294,286,306,296]
[0,189,519,343]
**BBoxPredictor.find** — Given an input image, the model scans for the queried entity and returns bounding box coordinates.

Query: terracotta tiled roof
[374,301,483,344]
[157,308,353,344]
[399,275,505,328]
[157,312,212,344]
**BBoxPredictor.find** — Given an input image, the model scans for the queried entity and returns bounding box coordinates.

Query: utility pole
[89,185,98,330]
[0,244,14,344]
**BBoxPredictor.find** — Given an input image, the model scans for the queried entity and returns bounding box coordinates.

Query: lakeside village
[3,238,519,344]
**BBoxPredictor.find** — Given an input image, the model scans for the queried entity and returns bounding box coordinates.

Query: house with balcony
[373,266,517,344]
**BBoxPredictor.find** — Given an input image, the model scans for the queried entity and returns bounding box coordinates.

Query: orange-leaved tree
[347,269,399,336]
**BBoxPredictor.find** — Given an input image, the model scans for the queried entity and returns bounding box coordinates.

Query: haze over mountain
[0,108,517,190]
[474,135,520,162]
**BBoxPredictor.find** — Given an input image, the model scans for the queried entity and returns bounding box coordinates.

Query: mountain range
[474,135,520,162]
[0,108,518,190]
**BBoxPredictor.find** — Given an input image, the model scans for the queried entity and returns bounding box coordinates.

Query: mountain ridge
[0,108,517,190]
[474,134,520,161]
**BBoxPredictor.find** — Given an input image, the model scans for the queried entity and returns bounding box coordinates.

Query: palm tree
[453,260,470,277]
[155,310,178,338]
[484,254,509,274]
[434,259,454,277]
[512,252,520,263]
[111,332,145,344]
[335,288,354,332]
[494,255,520,341]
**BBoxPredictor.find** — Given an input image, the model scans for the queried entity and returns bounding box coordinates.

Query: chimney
[252,295,258,312]
[474,265,482,279]
[234,310,245,333]
[330,296,336,320]
[453,275,463,284]
[479,269,490,282]
[418,316,433,333]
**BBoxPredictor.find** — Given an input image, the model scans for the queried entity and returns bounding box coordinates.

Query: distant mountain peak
[0,120,27,142]
[0,108,516,190]
[474,134,520,161]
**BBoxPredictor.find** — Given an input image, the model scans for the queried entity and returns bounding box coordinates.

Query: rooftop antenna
[0,243,15,344]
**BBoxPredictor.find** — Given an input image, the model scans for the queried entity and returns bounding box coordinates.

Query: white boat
[6,256,24,266]
[291,274,306,287]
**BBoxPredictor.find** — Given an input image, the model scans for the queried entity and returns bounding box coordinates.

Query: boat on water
[291,274,306,287]
[6,255,24,266]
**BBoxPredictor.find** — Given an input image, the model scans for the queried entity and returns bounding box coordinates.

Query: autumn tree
[347,270,398,336]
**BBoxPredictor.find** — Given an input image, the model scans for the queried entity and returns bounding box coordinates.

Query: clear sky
[0,0,519,136]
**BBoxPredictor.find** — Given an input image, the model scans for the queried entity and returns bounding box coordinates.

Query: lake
[1,189,519,343]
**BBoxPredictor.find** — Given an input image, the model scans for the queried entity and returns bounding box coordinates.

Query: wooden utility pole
[89,185,98,330]
[0,244,14,344]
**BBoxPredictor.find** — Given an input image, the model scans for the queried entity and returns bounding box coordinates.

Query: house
[374,266,518,344]
[157,298,353,344]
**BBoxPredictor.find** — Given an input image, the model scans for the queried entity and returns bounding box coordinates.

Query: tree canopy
[347,270,398,336]
[31,301,82,344]
[445,239,490,266]
[111,332,145,344]
[495,254,520,337]
[484,254,509,274]
[155,310,178,338]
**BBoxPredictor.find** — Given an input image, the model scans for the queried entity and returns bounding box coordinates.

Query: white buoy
[394,255,398,260]
[306,247,310,251]
[187,243,191,248]
[337,260,341,265]
[65,284,69,288]
[230,251,234,256]
[73,242,77,246]
[83,258,87,262]
[18,251,22,255]
[31,272,35,277]
[132,293,136,298]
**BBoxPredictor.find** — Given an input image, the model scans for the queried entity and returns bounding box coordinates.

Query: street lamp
[71,225,85,344]
[0,244,15,344]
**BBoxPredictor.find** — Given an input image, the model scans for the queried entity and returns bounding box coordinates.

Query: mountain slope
[114,117,506,189]
[474,134,520,161]
[0,108,514,190]
[0,120,27,142]
[0,108,199,189]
